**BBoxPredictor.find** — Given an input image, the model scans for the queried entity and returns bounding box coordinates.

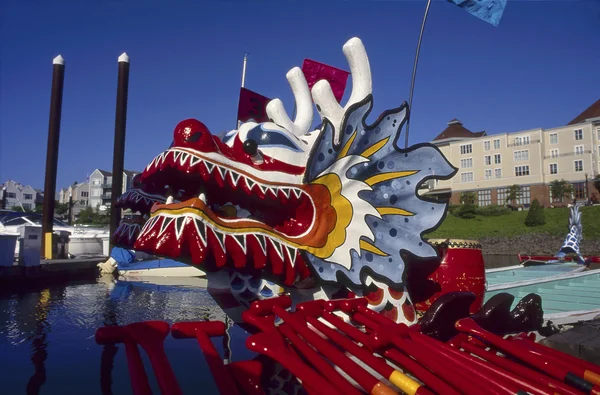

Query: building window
[6,192,16,199]
[597,128,600,140]
[575,145,584,155]
[572,182,586,199]
[550,149,559,158]
[23,203,32,210]
[494,154,502,164]
[80,191,89,198]
[478,190,491,207]
[484,155,491,165]
[517,186,531,206]
[514,136,530,146]
[484,141,491,151]
[497,187,508,205]
[574,129,583,141]
[460,172,474,183]
[23,193,33,200]
[484,169,492,180]
[574,160,583,172]
[549,133,558,144]
[92,180,101,185]
[549,163,558,175]
[493,139,500,149]
[460,158,473,168]
[460,144,472,155]
[495,168,502,179]
[513,150,529,161]
[515,165,530,177]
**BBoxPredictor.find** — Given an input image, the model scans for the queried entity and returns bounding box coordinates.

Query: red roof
[433,119,486,141]
[567,98,600,125]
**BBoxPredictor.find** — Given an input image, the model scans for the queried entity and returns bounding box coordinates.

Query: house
[1,180,39,211]
[88,169,140,211]
[58,182,90,222]
[427,98,600,207]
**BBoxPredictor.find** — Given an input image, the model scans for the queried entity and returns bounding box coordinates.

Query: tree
[549,179,572,203]
[525,198,545,226]
[460,191,477,205]
[55,201,69,216]
[505,184,522,207]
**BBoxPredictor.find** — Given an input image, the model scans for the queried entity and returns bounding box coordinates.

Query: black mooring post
[68,192,73,225]
[1,186,6,210]
[41,55,65,260]
[109,53,130,247]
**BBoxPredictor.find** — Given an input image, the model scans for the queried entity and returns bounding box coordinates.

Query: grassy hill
[425,205,600,240]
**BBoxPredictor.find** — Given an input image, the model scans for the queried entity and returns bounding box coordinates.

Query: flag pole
[405,0,432,149]
[237,52,248,129]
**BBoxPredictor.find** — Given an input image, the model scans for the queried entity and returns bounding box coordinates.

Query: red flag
[237,87,271,123]
[301,59,350,103]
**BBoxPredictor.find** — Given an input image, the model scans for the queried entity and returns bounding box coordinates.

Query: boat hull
[118,258,206,278]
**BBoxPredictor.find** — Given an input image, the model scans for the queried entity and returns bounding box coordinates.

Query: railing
[101,183,112,188]
[101,194,112,199]
[506,139,541,148]
[543,150,591,159]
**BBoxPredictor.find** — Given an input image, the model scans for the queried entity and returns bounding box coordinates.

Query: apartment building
[427,98,600,207]
[88,169,139,210]
[58,182,90,221]
[1,180,39,211]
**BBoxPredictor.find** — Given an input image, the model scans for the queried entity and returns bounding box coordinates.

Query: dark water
[0,276,257,394]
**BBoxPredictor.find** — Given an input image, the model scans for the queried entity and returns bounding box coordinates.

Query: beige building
[427,98,600,207]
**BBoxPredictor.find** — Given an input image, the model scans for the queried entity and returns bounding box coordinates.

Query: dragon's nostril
[243,139,258,156]
[186,132,202,143]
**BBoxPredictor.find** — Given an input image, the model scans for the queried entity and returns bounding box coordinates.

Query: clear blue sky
[1,0,599,191]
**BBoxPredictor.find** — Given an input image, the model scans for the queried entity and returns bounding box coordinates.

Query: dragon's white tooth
[180,153,189,166]
[254,234,267,255]
[192,218,206,245]
[173,151,181,162]
[158,217,174,236]
[267,187,278,199]
[285,245,297,267]
[189,156,201,167]
[268,238,284,260]
[166,195,174,204]
[216,166,226,180]
[229,171,240,186]
[212,228,226,251]
[244,177,255,191]
[292,189,302,199]
[279,188,290,199]
[199,193,207,204]
[257,184,267,195]
[174,216,187,240]
[205,162,215,173]
[232,234,246,253]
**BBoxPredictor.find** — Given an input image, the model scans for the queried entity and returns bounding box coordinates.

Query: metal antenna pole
[405,0,432,148]
[237,53,248,130]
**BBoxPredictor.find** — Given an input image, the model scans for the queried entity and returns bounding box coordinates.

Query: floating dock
[0,257,106,287]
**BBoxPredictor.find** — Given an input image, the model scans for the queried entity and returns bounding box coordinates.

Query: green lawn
[425,205,600,239]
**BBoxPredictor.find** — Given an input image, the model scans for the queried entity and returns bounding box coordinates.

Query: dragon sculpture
[113,37,460,325]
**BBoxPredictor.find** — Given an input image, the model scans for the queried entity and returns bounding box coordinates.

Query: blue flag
[448,0,507,27]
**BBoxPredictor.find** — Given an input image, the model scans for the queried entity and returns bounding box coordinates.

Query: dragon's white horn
[266,67,313,136]
[312,37,373,144]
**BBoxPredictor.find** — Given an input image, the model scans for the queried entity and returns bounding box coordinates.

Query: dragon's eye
[247,125,302,152]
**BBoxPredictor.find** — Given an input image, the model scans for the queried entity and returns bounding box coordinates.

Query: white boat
[97,247,206,278]
[0,212,109,258]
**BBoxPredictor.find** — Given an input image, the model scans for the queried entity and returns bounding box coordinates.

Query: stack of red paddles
[95,296,600,395]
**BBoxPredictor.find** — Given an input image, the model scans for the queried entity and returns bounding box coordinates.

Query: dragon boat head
[112,173,167,248]
[130,37,457,300]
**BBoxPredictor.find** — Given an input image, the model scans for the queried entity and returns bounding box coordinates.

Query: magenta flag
[301,59,349,103]
[237,87,271,123]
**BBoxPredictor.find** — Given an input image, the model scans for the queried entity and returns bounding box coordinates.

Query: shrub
[475,205,511,217]
[525,199,545,227]
[456,203,477,219]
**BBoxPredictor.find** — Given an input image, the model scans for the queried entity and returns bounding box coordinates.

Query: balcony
[101,183,112,188]
[543,150,591,160]
[101,194,112,200]
[506,139,541,148]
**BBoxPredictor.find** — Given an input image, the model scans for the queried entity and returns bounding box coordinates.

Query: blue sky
[1,0,599,191]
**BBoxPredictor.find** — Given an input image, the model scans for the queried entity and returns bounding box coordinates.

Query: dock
[541,318,600,365]
[0,257,107,288]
